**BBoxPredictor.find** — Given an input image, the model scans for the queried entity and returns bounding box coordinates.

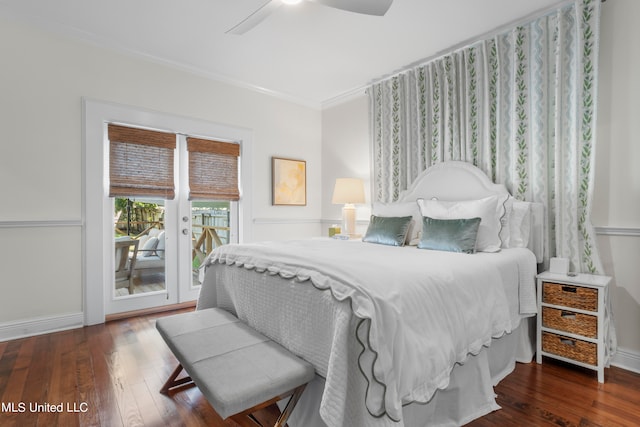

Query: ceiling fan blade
[310,0,393,16]
[226,0,283,35]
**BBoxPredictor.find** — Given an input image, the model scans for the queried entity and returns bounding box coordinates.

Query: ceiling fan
[226,0,393,35]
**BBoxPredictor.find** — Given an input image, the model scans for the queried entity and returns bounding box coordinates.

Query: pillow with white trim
[509,201,532,248]
[500,196,514,248]
[417,194,507,252]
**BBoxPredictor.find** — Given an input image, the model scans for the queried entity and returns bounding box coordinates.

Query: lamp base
[342,204,357,237]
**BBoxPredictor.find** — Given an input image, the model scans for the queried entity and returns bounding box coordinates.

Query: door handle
[182,229,189,236]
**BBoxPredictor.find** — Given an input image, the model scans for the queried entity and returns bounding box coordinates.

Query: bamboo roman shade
[108,124,177,199]
[187,137,240,201]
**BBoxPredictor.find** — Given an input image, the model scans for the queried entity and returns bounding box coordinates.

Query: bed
[196,161,544,427]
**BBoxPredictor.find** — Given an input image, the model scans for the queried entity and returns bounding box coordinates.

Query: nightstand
[536,271,611,383]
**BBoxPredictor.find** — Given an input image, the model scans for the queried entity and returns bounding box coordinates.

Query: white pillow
[137,234,151,249]
[509,201,531,248]
[140,236,159,257]
[148,228,162,238]
[156,231,166,259]
[500,196,514,248]
[372,201,423,245]
[417,195,507,252]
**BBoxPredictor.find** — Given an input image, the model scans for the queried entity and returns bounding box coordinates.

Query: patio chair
[115,239,139,294]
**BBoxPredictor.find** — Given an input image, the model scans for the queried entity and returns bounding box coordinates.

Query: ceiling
[0,0,566,108]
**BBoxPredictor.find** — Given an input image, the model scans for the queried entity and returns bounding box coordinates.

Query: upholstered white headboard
[398,161,508,202]
[396,161,544,263]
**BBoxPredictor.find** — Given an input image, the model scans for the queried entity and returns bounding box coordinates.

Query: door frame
[83,98,253,325]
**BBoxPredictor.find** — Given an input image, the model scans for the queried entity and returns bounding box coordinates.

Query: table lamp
[331,178,365,237]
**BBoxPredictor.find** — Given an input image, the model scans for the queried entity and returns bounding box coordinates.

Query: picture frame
[272,157,306,206]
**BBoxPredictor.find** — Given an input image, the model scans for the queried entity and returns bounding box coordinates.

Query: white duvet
[201,239,537,424]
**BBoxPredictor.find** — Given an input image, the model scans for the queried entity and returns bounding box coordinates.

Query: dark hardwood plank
[468,359,640,427]
[20,335,53,427]
[0,339,32,427]
[59,330,82,427]
[1,309,639,427]
[87,323,125,427]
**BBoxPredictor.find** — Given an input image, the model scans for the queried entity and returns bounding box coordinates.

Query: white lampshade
[331,178,365,205]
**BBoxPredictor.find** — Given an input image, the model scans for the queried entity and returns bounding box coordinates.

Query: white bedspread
[200,239,537,424]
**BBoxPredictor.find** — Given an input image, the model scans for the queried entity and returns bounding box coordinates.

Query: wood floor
[1,309,639,427]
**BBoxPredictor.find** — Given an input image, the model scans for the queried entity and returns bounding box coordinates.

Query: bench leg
[160,360,308,427]
[229,384,307,427]
[229,413,262,427]
[274,384,306,427]
[228,383,307,427]
[160,364,193,394]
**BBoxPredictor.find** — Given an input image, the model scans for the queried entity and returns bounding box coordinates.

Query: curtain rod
[368,0,603,87]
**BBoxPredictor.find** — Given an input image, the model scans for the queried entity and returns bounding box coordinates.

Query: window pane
[114,198,166,297]
[191,201,230,286]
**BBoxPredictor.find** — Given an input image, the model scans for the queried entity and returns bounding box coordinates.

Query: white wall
[321,1,640,370]
[0,15,322,327]
[592,0,640,368]
[321,95,371,236]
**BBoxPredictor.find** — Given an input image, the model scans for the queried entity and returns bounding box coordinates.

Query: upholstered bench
[156,308,315,426]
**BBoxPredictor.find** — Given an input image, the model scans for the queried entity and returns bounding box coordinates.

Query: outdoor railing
[115,221,164,237]
[192,225,229,266]
[115,221,228,268]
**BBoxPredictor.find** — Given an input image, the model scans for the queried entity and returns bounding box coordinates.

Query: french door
[84,99,253,326]
[107,135,238,315]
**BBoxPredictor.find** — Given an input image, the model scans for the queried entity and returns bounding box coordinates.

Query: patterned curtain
[368,0,602,274]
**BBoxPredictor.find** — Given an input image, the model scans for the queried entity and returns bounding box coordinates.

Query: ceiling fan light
[281,0,303,5]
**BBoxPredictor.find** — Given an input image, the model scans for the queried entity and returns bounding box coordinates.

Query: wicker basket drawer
[542,331,597,365]
[542,307,597,338]
[542,282,598,311]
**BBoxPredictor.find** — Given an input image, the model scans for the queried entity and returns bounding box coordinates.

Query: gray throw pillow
[363,215,413,247]
[417,216,481,253]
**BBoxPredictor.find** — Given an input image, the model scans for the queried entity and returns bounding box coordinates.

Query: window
[187,137,240,201]
[108,124,176,199]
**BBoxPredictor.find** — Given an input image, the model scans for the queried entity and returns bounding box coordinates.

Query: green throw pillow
[418,216,481,253]
[363,215,413,247]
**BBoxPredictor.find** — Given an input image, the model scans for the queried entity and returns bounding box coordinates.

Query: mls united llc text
[2,401,89,413]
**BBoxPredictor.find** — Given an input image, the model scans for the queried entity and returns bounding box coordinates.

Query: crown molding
[0,8,322,110]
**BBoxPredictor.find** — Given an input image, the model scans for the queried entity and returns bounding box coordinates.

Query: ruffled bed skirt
[285,317,535,427]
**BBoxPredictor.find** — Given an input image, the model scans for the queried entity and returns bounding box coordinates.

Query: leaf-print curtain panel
[368,0,602,274]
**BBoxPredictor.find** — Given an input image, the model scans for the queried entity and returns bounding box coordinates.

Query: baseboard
[105,301,196,322]
[0,303,197,342]
[611,347,640,374]
[0,312,84,342]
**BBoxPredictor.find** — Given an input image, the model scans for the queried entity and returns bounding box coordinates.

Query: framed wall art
[272,157,306,206]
